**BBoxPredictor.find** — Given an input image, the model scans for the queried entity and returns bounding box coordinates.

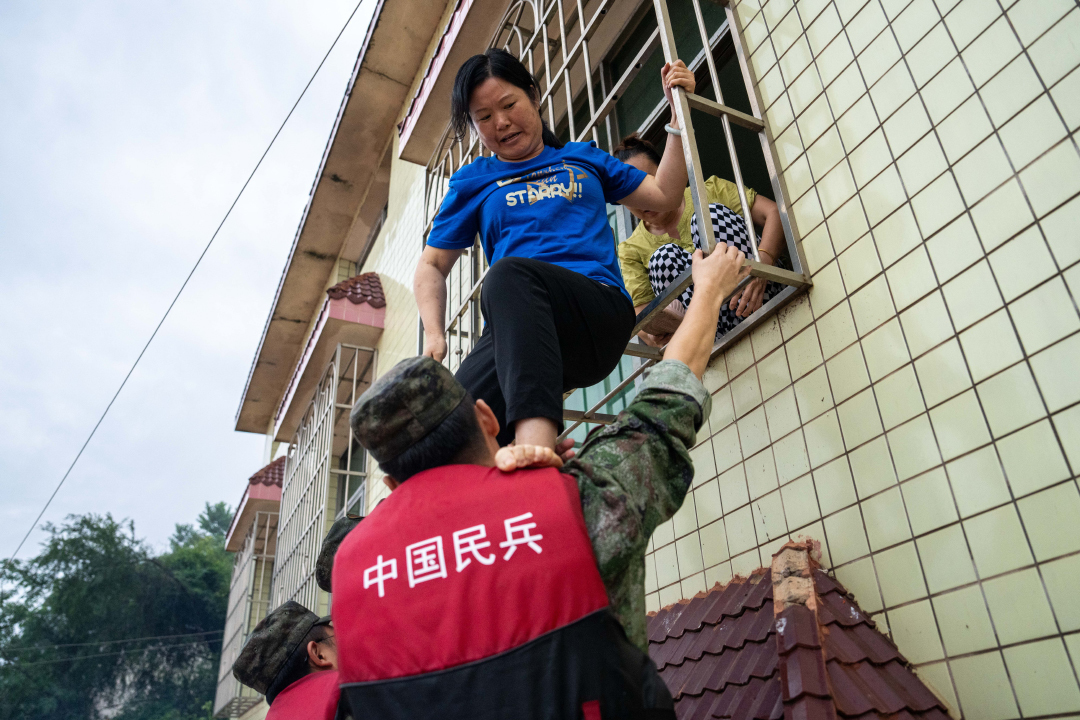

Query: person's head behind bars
[350,356,498,484]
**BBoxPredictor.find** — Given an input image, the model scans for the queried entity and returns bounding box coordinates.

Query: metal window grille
[213,510,277,718]
[421,0,811,440]
[272,344,375,615]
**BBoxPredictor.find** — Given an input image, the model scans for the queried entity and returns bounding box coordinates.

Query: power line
[4,0,369,565]
[3,638,223,668]
[1,629,223,653]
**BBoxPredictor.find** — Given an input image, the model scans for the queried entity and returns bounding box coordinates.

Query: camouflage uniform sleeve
[564,359,711,651]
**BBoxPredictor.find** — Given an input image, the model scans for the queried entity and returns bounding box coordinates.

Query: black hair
[379,395,485,482]
[612,133,661,167]
[451,48,564,150]
[265,624,333,705]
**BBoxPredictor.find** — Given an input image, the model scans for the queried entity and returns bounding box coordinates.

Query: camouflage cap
[350,356,467,463]
[232,601,319,695]
[316,514,362,592]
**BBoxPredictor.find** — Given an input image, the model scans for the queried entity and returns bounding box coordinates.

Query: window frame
[419,0,812,440]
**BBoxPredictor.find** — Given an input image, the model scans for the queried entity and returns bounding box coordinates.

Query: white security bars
[213,511,278,718]
[272,344,375,615]
[422,0,811,439]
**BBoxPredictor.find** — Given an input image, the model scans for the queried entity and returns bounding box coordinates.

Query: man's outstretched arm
[494,243,747,472]
[559,244,747,649]
[570,241,747,569]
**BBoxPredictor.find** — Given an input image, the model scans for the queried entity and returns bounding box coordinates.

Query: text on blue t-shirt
[425,142,647,298]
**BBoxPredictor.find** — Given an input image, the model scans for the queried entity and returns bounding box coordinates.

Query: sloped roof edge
[235,0,446,435]
[326,272,386,307]
[247,455,286,488]
[236,2,384,428]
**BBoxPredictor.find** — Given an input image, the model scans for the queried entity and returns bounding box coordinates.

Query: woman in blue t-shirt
[415,48,695,453]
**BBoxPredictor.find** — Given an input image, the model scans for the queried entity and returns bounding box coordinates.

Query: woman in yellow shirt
[615,134,786,346]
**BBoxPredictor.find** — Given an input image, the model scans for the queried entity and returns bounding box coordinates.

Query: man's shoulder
[267,670,340,717]
[569,362,710,468]
[635,361,710,410]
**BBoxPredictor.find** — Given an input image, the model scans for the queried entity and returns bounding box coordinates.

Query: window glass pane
[335,442,366,515]
[347,488,365,517]
[611,0,726,135]
[346,472,364,504]
[607,203,623,243]
[692,41,775,202]
[565,355,641,444]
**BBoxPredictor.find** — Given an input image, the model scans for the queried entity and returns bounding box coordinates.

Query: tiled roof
[247,456,285,488]
[647,563,949,720]
[327,272,385,308]
[649,570,782,720]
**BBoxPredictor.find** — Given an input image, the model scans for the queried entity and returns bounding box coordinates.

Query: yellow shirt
[618,176,756,307]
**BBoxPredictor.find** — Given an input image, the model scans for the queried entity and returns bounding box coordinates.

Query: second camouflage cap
[350,356,467,463]
[232,600,328,696]
[316,514,362,592]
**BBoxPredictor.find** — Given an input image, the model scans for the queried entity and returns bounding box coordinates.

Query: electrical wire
[3,638,223,668]
[4,0,369,566]
[1,629,223,653]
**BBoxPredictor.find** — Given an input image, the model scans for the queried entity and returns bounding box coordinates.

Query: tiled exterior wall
[641,0,1080,716]
[359,139,427,512]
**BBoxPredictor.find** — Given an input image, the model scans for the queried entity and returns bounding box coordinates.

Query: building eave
[396,0,508,165]
[235,0,448,435]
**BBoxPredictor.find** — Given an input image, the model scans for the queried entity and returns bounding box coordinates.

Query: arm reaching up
[663,244,747,378]
[558,245,744,648]
[414,245,465,362]
[618,61,695,213]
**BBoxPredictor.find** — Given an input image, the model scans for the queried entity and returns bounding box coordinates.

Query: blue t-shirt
[426,142,647,298]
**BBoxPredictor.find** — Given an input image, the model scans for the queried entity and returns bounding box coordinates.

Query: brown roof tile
[650,574,783,719]
[327,272,386,308]
[647,562,950,720]
[676,677,783,720]
[248,456,285,487]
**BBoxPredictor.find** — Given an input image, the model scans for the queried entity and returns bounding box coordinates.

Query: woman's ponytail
[541,122,564,150]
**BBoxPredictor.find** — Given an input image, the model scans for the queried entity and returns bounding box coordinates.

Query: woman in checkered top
[614,134,788,347]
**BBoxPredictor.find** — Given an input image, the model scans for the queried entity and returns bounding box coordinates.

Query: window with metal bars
[214,511,277,717]
[272,344,375,615]
[421,0,811,441]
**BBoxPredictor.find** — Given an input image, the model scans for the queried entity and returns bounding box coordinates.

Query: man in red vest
[333,244,747,719]
[232,601,341,719]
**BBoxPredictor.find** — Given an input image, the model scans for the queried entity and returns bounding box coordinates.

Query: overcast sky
[0,0,376,558]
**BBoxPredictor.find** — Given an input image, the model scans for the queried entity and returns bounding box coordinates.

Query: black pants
[456,257,636,447]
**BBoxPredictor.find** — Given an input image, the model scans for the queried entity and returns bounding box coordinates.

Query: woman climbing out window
[614,134,788,348]
[414,48,695,453]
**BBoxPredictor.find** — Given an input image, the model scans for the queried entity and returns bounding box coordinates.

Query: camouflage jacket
[564,359,711,653]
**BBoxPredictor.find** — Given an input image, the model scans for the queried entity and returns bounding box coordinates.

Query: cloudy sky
[0,0,376,558]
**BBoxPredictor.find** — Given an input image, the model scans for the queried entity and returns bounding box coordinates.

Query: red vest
[266,669,339,720]
[331,465,674,719]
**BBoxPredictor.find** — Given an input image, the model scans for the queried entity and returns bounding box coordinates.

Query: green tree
[0,503,233,720]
